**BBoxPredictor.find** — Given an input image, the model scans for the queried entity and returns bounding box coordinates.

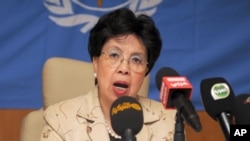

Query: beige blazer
[41,87,176,141]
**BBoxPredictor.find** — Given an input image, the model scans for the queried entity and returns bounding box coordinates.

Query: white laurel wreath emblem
[44,0,163,34]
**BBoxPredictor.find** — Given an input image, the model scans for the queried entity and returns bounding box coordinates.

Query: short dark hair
[88,8,162,75]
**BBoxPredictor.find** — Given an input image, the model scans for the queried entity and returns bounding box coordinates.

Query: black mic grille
[110,96,143,136]
[155,67,179,90]
[200,77,236,120]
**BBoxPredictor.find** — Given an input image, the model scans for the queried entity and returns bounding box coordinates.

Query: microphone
[234,93,250,125]
[155,67,202,132]
[200,77,236,141]
[110,96,143,141]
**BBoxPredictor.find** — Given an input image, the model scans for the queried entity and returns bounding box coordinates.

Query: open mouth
[113,82,129,96]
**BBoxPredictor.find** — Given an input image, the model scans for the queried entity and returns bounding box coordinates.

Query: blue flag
[0,0,250,109]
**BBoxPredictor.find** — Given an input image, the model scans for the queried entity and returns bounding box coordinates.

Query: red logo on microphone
[159,76,192,109]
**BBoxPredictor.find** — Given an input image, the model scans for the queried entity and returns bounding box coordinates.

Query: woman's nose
[117,59,130,74]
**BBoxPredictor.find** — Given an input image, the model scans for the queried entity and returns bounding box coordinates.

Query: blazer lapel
[136,124,152,141]
[136,97,163,141]
[88,118,110,141]
[77,87,110,141]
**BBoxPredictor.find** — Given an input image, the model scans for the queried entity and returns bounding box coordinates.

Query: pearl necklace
[105,122,122,139]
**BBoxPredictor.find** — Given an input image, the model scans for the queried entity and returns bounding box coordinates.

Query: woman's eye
[109,52,120,59]
[131,56,142,64]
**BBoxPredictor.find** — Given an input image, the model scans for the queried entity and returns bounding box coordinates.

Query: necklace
[105,122,122,139]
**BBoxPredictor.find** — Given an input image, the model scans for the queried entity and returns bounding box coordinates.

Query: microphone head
[200,77,236,121]
[234,93,250,124]
[155,67,201,131]
[155,67,192,108]
[155,67,180,90]
[110,96,143,137]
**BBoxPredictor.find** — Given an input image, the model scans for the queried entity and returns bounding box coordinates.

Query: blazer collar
[76,87,161,141]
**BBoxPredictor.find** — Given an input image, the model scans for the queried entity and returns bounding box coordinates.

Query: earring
[93,73,97,78]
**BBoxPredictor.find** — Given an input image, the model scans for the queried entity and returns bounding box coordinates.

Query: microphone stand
[122,128,136,141]
[218,112,231,141]
[174,112,185,141]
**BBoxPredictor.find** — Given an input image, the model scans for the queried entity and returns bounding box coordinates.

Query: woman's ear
[92,57,98,85]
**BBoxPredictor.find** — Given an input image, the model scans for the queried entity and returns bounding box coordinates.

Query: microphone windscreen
[110,96,143,136]
[234,94,250,124]
[200,77,236,120]
[155,67,179,90]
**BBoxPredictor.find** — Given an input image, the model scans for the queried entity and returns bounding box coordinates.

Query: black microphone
[110,96,143,141]
[200,77,236,141]
[155,67,202,132]
[234,93,250,125]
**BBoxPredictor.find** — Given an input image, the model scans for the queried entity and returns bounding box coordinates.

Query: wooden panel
[0,109,34,141]
[185,111,225,141]
[0,109,225,141]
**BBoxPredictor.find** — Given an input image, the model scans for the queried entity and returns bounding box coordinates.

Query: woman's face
[93,34,148,106]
